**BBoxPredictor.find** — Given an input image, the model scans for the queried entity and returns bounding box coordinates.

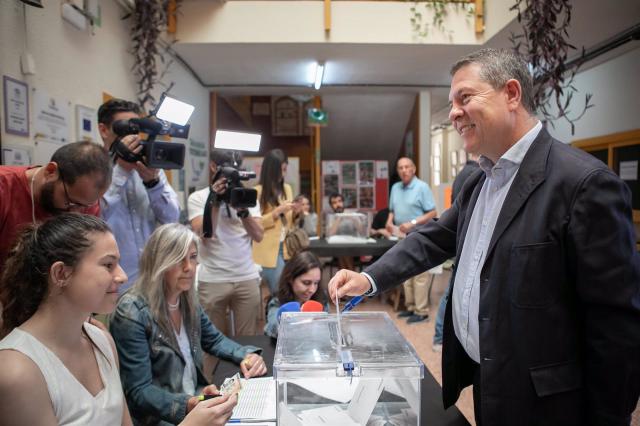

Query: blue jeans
[433,278,452,345]
[261,243,285,297]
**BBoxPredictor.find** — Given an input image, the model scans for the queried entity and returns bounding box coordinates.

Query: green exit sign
[307,108,328,127]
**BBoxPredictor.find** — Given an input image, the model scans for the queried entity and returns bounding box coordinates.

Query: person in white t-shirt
[188,150,264,336]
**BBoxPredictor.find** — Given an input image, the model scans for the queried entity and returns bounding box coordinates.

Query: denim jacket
[110,293,261,425]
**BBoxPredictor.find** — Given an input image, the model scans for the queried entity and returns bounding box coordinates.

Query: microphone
[276,301,300,320]
[301,300,324,312]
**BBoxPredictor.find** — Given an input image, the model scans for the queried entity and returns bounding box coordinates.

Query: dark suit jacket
[365,128,640,426]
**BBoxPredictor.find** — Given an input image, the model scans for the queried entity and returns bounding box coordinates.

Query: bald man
[386,157,437,323]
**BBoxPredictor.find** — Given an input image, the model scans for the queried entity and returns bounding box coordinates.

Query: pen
[342,295,364,313]
[227,419,276,424]
[197,394,221,401]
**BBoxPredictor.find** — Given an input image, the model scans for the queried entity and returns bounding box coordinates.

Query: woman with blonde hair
[253,149,301,295]
[110,223,267,426]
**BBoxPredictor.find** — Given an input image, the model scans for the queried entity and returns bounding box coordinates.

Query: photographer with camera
[98,99,180,293]
[188,149,264,336]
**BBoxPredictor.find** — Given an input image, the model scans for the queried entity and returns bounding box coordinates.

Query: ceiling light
[314,62,325,90]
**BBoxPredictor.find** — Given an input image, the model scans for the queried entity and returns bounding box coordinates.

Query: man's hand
[115,134,142,171]
[328,269,371,302]
[134,161,160,183]
[210,177,228,196]
[399,222,413,233]
[181,393,237,426]
[240,353,267,378]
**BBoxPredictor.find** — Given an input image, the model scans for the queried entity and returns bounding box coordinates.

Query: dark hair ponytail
[0,213,111,337]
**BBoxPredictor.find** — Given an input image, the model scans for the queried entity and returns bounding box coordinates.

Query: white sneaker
[432,343,442,352]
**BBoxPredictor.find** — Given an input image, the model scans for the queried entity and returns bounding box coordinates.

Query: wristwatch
[411,219,417,226]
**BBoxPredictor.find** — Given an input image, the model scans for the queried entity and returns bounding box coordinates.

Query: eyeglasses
[58,169,98,210]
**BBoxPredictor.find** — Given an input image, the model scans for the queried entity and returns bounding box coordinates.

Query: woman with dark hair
[110,223,267,426]
[252,149,301,295]
[0,214,245,426]
[264,251,326,338]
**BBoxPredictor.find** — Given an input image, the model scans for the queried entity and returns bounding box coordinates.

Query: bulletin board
[321,160,389,212]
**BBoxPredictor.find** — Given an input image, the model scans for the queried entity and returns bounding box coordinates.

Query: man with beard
[0,141,111,269]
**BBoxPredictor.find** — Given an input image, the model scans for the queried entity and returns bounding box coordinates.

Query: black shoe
[397,310,414,318]
[407,314,429,324]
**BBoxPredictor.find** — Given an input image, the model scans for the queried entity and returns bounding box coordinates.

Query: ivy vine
[409,0,474,39]
[510,0,593,134]
[125,0,181,111]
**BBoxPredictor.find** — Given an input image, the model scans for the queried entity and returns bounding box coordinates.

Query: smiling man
[0,141,111,269]
[328,49,640,426]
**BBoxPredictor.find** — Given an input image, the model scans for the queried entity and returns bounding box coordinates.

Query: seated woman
[295,194,318,237]
[110,223,267,425]
[0,213,232,426]
[264,251,327,338]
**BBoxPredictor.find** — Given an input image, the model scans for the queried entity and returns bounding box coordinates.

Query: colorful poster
[323,174,339,196]
[341,162,357,186]
[343,188,357,209]
[359,187,374,209]
[358,161,374,186]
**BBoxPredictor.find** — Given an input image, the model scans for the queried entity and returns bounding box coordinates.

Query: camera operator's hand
[135,161,160,183]
[116,134,143,171]
[210,177,228,196]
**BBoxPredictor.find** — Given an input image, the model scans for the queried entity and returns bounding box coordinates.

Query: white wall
[546,46,640,143]
[178,0,484,45]
[0,1,210,200]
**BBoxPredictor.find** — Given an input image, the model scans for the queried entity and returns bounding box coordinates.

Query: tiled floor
[321,269,640,426]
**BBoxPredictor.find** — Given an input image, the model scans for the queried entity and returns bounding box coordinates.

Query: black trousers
[472,361,482,426]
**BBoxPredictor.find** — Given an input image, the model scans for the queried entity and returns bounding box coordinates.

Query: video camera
[212,157,257,210]
[110,94,194,169]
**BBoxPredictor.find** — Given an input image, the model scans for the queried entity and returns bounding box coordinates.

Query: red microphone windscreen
[301,300,324,312]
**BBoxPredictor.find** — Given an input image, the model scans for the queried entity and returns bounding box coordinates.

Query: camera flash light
[156,96,195,126]
[214,130,261,152]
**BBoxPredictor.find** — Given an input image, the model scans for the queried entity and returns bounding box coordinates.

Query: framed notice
[3,76,29,136]
[75,104,97,142]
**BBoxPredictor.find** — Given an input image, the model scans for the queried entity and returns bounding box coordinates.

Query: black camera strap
[202,190,217,238]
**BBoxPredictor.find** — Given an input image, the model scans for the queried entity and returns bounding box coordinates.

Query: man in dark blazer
[329,48,640,426]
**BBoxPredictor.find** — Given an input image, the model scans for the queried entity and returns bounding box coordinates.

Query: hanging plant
[510,0,593,134]
[126,0,179,111]
[409,0,474,39]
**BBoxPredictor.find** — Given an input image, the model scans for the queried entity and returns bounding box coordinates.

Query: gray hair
[132,223,199,341]
[451,48,536,115]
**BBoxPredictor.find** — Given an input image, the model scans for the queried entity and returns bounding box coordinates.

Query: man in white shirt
[188,149,264,335]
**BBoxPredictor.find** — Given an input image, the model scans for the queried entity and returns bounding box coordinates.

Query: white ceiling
[173,0,640,162]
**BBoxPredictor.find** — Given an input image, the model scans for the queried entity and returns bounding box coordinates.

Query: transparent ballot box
[273,312,424,425]
[325,212,369,243]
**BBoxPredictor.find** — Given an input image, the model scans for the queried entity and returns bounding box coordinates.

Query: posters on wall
[75,105,97,143]
[32,88,71,164]
[321,160,387,211]
[341,162,356,185]
[3,76,29,136]
[2,146,32,165]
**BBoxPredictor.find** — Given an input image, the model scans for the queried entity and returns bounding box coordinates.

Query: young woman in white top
[0,213,235,426]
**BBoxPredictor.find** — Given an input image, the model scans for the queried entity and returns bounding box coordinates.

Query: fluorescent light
[156,96,195,126]
[314,62,325,90]
[214,130,261,152]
